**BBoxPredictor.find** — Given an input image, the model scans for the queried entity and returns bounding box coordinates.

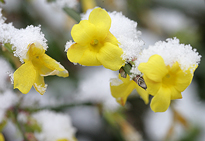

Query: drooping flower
[138,54,197,112]
[110,74,149,106]
[67,7,125,71]
[14,43,68,95]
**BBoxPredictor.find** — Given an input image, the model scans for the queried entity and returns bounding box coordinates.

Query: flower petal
[41,54,68,77]
[67,43,87,64]
[33,73,47,95]
[135,85,149,104]
[138,55,168,82]
[150,87,171,112]
[97,42,124,71]
[32,54,68,77]
[169,86,182,100]
[104,31,119,46]
[174,68,194,92]
[71,20,96,46]
[78,45,102,66]
[27,43,45,59]
[110,75,136,106]
[89,8,111,40]
[143,75,161,96]
[14,61,36,94]
[67,43,102,66]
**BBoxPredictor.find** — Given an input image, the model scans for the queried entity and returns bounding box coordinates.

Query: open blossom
[139,55,196,112]
[14,43,68,95]
[67,7,125,71]
[135,38,201,112]
[110,74,149,106]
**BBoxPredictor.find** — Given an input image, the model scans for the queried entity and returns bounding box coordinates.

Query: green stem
[63,7,81,23]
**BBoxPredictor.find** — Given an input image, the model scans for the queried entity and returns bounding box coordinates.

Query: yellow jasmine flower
[14,43,68,95]
[67,8,125,71]
[0,133,4,141]
[138,55,196,112]
[110,74,149,106]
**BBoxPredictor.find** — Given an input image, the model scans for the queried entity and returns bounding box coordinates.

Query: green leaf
[63,7,81,23]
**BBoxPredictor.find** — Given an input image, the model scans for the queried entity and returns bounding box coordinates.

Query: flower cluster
[0,3,203,141]
[65,7,201,112]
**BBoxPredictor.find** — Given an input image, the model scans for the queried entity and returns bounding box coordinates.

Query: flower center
[90,39,99,46]
[162,73,176,87]
[165,74,170,78]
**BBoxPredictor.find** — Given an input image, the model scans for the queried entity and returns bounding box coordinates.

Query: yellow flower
[138,54,196,112]
[67,8,125,71]
[0,133,4,141]
[14,43,69,95]
[110,74,149,106]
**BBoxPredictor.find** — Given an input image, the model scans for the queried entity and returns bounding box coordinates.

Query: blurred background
[0,0,205,140]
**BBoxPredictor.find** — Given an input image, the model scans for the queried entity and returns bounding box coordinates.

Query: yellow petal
[67,43,87,64]
[104,31,119,46]
[150,87,171,112]
[143,75,161,96]
[27,43,45,59]
[110,75,136,106]
[174,68,193,92]
[67,43,102,66]
[135,85,149,104]
[14,61,36,94]
[138,55,168,82]
[71,20,96,46]
[78,45,102,66]
[169,86,182,100]
[88,8,111,40]
[41,54,69,77]
[97,42,124,71]
[31,54,68,77]
[27,43,65,77]
[33,73,47,95]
